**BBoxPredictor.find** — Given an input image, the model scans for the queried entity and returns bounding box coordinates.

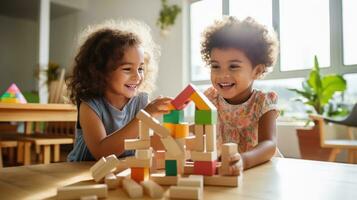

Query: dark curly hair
[67,20,159,104]
[201,16,279,75]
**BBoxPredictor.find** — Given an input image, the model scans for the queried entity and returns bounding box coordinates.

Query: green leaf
[320,75,346,105]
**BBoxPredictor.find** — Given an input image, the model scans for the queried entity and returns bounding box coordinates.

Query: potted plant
[156,0,181,36]
[288,56,347,161]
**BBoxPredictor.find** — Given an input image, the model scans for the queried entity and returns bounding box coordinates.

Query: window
[342,0,357,65]
[190,0,222,81]
[343,74,357,104]
[280,0,330,71]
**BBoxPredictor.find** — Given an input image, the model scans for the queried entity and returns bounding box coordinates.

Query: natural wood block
[122,178,143,198]
[169,186,202,200]
[136,110,170,138]
[125,156,151,168]
[163,123,175,137]
[139,121,150,140]
[135,148,152,160]
[190,151,217,161]
[221,143,238,174]
[184,164,194,175]
[124,139,150,150]
[171,84,196,110]
[150,173,178,186]
[57,184,108,200]
[104,173,119,190]
[151,134,165,150]
[163,110,184,123]
[90,157,106,175]
[203,175,239,187]
[80,195,97,200]
[188,175,204,186]
[178,177,203,188]
[131,167,149,183]
[185,135,196,151]
[140,179,164,198]
[160,136,184,157]
[92,155,120,182]
[195,110,217,125]
[193,125,205,151]
[190,91,216,111]
[175,123,189,138]
[205,124,217,152]
[193,160,217,176]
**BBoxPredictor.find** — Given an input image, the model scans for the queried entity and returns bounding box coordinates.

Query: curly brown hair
[201,16,279,75]
[67,20,160,104]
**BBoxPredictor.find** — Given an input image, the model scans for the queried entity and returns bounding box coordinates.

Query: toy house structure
[0,83,27,104]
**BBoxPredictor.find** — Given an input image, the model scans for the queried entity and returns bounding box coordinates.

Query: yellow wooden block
[174,123,189,138]
[163,123,175,137]
[190,92,216,110]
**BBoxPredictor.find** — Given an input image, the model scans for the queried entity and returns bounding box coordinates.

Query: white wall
[0,15,39,93]
[50,0,188,98]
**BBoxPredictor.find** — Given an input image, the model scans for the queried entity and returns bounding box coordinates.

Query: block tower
[0,83,27,104]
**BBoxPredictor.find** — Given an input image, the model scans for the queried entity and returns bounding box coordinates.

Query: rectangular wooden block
[135,149,152,160]
[184,164,194,175]
[169,186,202,200]
[136,110,170,137]
[185,135,196,151]
[90,157,106,175]
[124,139,150,150]
[175,123,189,138]
[160,136,184,157]
[104,173,119,190]
[163,110,184,123]
[150,173,178,186]
[122,178,143,198]
[221,143,238,173]
[163,123,175,137]
[190,91,216,110]
[151,134,165,150]
[125,156,151,168]
[166,160,178,176]
[171,84,196,110]
[190,151,217,161]
[205,124,217,152]
[195,110,217,125]
[139,121,150,140]
[140,179,164,198]
[131,167,149,183]
[57,184,108,200]
[193,125,204,151]
[193,160,217,176]
[178,177,203,188]
[92,155,119,182]
[203,175,239,187]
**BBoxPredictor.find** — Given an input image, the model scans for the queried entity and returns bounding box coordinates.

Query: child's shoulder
[253,89,278,103]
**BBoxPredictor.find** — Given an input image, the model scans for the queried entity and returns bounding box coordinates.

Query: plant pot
[296,122,332,161]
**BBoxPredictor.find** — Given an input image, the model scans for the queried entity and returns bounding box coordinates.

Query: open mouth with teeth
[125,84,138,90]
[218,82,235,89]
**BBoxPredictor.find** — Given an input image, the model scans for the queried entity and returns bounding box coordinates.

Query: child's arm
[241,110,278,169]
[80,97,171,159]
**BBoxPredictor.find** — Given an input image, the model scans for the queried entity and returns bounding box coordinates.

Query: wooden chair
[309,114,357,163]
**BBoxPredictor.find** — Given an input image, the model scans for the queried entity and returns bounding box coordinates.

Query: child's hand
[144,96,173,117]
[222,153,244,176]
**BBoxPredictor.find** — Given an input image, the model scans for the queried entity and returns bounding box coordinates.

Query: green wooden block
[163,110,184,123]
[195,110,217,124]
[165,160,177,176]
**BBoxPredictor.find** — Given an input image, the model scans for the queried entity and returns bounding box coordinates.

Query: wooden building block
[190,91,216,111]
[163,123,175,136]
[175,123,189,138]
[90,157,106,175]
[150,173,178,186]
[221,143,238,175]
[92,155,120,182]
[163,110,184,123]
[125,156,151,168]
[122,178,144,198]
[193,160,217,176]
[193,125,205,151]
[195,110,217,125]
[188,175,204,185]
[131,167,149,183]
[185,135,196,151]
[205,124,217,152]
[171,84,196,110]
[190,151,217,161]
[140,179,164,198]
[124,139,150,150]
[203,175,239,187]
[166,160,177,176]
[154,150,166,170]
[139,121,150,140]
[167,103,176,111]
[169,186,202,200]
[160,136,184,157]
[135,148,152,160]
[104,173,119,190]
[57,184,108,200]
[80,195,97,200]
[184,164,194,175]
[151,134,165,150]
[136,110,170,138]
[178,177,203,188]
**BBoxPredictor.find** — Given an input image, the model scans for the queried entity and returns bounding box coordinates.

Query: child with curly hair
[67,20,171,161]
[201,16,280,174]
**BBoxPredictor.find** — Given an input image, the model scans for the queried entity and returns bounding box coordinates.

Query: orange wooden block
[163,123,175,137]
[174,123,189,138]
[151,134,165,150]
[131,167,149,183]
[190,91,216,110]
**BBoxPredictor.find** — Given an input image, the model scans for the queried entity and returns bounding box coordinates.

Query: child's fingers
[229,153,241,163]
[229,164,241,176]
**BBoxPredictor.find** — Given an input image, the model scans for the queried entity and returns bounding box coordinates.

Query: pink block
[193,160,217,176]
[171,84,197,110]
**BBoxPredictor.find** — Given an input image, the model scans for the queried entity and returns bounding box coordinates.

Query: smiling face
[105,45,145,100]
[209,48,263,104]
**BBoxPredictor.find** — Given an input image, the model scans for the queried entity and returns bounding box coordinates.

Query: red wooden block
[193,160,217,176]
[131,167,149,183]
[171,84,196,110]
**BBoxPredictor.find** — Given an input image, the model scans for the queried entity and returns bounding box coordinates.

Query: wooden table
[0,158,356,200]
[0,103,77,165]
